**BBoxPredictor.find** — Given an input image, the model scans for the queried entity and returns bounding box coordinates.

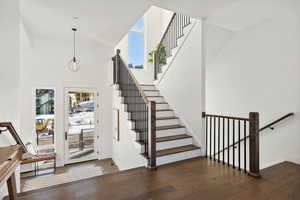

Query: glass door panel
[65,89,98,164]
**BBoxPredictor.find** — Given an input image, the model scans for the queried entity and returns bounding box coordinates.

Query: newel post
[112,49,121,84]
[249,112,261,177]
[148,101,157,170]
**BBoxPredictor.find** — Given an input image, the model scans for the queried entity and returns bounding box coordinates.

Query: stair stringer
[112,85,148,171]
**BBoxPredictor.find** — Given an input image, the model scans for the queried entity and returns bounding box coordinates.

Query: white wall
[157,20,205,150]
[206,1,300,167]
[19,35,113,167]
[0,0,20,134]
[0,0,21,198]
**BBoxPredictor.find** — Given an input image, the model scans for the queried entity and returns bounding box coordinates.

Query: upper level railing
[154,13,191,80]
[202,112,294,177]
[112,49,156,169]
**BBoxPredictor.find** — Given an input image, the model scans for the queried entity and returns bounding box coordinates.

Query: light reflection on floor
[21,159,119,192]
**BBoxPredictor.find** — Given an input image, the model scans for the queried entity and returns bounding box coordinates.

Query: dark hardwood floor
[17,158,300,200]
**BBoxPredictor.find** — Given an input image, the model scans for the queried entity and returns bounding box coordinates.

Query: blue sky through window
[128,17,144,68]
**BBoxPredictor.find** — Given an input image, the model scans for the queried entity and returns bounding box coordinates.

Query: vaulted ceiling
[20,0,239,47]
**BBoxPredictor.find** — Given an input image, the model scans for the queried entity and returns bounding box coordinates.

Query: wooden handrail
[0,122,27,153]
[259,113,294,132]
[115,50,150,104]
[158,13,176,46]
[204,113,249,121]
[211,113,294,156]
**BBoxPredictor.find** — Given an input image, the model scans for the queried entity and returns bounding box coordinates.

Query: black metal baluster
[238,120,241,170]
[244,120,247,172]
[177,14,180,38]
[218,117,220,162]
[169,23,173,50]
[233,119,235,168]
[205,116,208,157]
[214,117,216,161]
[179,14,182,37]
[210,117,212,159]
[227,118,230,166]
[223,117,225,164]
[185,16,188,26]
[175,15,178,45]
[168,31,171,56]
[172,22,175,49]
[186,16,188,26]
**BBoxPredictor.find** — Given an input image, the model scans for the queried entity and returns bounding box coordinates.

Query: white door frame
[64,87,99,165]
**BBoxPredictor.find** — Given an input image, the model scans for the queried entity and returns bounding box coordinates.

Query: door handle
[65,131,68,140]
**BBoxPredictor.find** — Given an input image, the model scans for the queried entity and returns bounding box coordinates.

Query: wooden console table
[0,145,22,200]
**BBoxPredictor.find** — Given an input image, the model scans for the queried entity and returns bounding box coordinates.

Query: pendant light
[68,28,80,72]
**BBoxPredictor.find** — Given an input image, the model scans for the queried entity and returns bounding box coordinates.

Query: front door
[64,88,99,164]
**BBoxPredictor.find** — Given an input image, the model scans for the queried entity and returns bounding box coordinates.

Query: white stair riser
[130,118,179,129]
[144,91,160,96]
[156,104,169,110]
[156,128,186,137]
[156,119,180,126]
[140,85,156,90]
[156,138,193,151]
[157,149,201,166]
[147,96,164,103]
[156,111,175,118]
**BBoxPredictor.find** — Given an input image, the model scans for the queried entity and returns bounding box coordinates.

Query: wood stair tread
[156,145,200,157]
[128,102,167,104]
[131,116,177,122]
[156,116,178,120]
[132,109,172,113]
[134,124,184,133]
[157,109,173,112]
[156,124,185,130]
[137,134,192,144]
[143,89,159,92]
[120,89,159,92]
[156,134,192,143]
[122,96,162,98]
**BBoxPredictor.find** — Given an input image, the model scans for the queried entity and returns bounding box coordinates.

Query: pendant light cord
[73,29,76,58]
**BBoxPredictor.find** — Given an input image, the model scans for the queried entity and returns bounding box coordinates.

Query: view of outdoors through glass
[35,89,55,172]
[36,89,55,151]
[67,91,95,160]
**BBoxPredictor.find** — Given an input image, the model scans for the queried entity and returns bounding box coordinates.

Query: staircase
[112,12,200,168]
[115,82,201,166]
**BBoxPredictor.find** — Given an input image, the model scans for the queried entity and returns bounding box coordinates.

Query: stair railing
[112,49,157,170]
[202,112,294,177]
[154,13,191,80]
